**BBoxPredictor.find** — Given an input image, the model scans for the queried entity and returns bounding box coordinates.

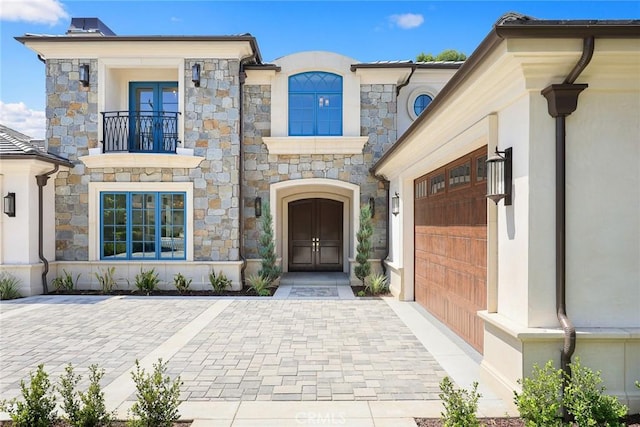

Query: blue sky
[1,0,638,138]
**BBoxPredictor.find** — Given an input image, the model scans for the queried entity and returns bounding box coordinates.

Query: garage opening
[414,146,487,353]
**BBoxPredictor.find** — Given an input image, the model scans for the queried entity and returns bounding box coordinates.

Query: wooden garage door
[414,147,487,353]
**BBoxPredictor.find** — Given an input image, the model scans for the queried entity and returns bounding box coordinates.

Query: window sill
[79,149,204,169]
[262,136,369,155]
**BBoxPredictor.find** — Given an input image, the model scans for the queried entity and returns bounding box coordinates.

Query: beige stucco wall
[377,36,640,411]
[0,160,62,296]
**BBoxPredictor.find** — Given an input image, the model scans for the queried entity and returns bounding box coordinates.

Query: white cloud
[170,16,182,23]
[389,13,424,30]
[0,101,46,139]
[0,0,68,25]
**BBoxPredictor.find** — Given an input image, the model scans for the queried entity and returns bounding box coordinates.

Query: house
[6,13,638,412]
[372,13,640,411]
[9,17,460,294]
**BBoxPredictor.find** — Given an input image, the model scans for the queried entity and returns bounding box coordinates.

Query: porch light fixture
[255,196,262,218]
[192,63,201,87]
[391,192,400,216]
[369,197,375,218]
[79,64,90,87]
[486,147,513,206]
[3,192,15,217]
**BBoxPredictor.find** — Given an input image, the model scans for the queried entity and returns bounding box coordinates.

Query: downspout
[36,164,59,294]
[372,174,389,275]
[238,54,257,285]
[541,36,593,418]
[395,64,416,97]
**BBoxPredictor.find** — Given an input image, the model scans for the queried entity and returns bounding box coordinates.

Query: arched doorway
[270,178,360,274]
[288,198,343,272]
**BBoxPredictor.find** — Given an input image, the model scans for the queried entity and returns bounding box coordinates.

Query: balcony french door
[129,82,178,153]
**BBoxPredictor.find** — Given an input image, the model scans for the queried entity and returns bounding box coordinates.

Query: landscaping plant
[354,204,373,286]
[128,359,182,427]
[52,269,80,292]
[0,271,22,300]
[257,201,281,283]
[132,268,160,294]
[564,358,627,426]
[94,266,117,293]
[173,273,192,294]
[0,364,57,427]
[246,274,273,296]
[365,272,389,295]
[438,376,481,427]
[514,360,564,427]
[58,363,113,427]
[209,269,232,293]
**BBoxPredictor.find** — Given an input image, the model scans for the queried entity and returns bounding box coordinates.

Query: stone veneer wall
[184,59,241,261]
[50,58,241,262]
[241,83,396,260]
[47,59,98,260]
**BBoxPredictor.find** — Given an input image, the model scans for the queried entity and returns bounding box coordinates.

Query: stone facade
[47,59,98,260]
[241,83,397,259]
[184,59,241,261]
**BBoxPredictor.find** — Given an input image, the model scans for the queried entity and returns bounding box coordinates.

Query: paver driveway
[1,296,444,405]
[1,295,514,424]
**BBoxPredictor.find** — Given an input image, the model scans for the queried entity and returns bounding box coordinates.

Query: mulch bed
[416,414,640,426]
[47,286,275,297]
[350,285,392,297]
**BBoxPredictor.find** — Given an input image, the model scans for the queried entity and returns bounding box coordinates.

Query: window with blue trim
[101,192,185,260]
[289,72,342,136]
[414,94,433,116]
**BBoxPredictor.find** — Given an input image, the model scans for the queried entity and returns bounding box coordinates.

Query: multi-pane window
[413,94,433,116]
[289,72,342,136]
[101,192,185,260]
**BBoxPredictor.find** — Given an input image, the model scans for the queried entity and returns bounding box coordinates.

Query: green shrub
[132,268,159,294]
[514,360,563,427]
[356,290,366,297]
[257,201,281,283]
[58,363,112,427]
[173,273,192,294]
[246,274,272,296]
[209,269,231,293]
[128,359,182,427]
[564,358,627,427]
[0,272,22,300]
[94,267,117,293]
[0,364,57,427]
[52,269,80,292]
[354,204,373,286]
[438,376,481,427]
[365,273,389,295]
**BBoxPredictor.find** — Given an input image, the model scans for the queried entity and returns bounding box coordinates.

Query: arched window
[289,72,342,136]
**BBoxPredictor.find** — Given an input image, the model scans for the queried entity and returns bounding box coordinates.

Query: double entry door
[288,198,343,272]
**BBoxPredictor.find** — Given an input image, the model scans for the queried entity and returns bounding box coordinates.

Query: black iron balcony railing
[101,111,180,153]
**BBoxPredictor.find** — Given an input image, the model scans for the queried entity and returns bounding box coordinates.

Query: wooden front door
[288,198,343,272]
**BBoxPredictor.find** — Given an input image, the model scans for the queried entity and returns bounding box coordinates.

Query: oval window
[414,94,433,116]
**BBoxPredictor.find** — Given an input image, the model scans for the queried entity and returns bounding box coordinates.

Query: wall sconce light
[391,192,400,216]
[368,197,375,218]
[486,147,513,205]
[79,64,90,87]
[4,192,15,217]
[255,196,262,218]
[192,63,201,87]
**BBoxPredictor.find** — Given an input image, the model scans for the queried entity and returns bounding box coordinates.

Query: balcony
[101,111,180,153]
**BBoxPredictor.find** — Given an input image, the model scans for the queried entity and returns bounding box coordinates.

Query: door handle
[312,237,320,252]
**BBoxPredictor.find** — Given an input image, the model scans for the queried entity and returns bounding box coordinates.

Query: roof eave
[0,153,74,168]
[372,20,640,176]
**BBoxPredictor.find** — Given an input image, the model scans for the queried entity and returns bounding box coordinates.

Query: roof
[0,124,74,167]
[15,34,263,64]
[351,60,463,71]
[372,13,640,175]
